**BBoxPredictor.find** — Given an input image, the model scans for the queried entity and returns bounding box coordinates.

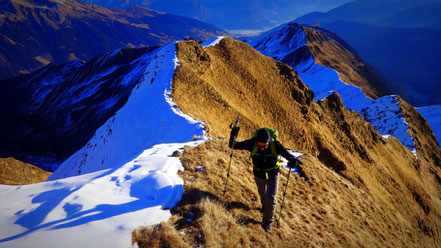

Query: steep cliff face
[398,98,441,166]
[168,38,441,247]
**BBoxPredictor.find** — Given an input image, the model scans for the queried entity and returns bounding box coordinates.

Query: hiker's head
[256,129,271,151]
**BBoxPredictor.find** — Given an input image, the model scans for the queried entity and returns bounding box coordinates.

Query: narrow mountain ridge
[245,22,391,105]
[302,25,392,100]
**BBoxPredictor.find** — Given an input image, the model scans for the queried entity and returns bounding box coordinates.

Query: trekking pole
[222,116,240,197]
[277,166,292,228]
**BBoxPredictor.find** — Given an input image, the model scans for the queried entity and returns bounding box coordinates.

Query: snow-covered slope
[417,105,441,146]
[0,46,160,171]
[0,141,201,248]
[0,43,206,247]
[361,96,416,154]
[50,43,204,180]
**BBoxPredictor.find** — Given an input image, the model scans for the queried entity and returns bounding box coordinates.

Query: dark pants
[254,172,280,227]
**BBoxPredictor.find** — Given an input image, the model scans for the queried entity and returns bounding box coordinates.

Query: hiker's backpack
[251,128,281,177]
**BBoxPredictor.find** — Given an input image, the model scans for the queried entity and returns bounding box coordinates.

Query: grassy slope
[0,157,51,185]
[132,38,441,247]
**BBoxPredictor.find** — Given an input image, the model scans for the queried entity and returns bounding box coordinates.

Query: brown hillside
[302,26,391,99]
[133,38,441,247]
[0,157,51,185]
[398,97,441,166]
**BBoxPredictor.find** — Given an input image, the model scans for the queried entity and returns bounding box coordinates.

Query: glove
[288,159,307,180]
[287,158,302,168]
[230,127,240,140]
[296,164,307,179]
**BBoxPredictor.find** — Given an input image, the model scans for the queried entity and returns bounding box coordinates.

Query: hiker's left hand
[288,159,302,168]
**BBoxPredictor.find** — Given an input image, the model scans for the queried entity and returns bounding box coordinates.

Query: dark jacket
[229,136,296,179]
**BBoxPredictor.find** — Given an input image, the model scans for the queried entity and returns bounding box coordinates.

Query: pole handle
[230,116,240,129]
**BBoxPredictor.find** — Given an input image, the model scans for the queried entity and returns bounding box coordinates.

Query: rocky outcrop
[398,98,441,167]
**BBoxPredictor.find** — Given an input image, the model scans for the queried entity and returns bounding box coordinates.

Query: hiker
[229,127,305,233]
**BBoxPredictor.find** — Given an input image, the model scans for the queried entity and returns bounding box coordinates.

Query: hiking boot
[262,223,272,233]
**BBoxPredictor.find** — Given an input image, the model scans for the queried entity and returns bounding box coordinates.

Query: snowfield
[0,141,202,248]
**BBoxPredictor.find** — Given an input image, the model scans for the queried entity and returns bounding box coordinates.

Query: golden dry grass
[133,140,441,247]
[0,157,51,185]
[133,38,441,247]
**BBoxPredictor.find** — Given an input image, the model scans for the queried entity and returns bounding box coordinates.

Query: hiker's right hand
[230,127,240,139]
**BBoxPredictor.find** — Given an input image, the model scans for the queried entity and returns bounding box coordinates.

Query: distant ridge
[294,0,441,106]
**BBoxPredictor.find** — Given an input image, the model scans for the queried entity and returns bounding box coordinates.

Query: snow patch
[246,23,307,60]
[202,36,225,48]
[361,96,416,153]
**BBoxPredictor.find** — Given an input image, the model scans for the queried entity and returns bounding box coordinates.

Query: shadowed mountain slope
[295,0,441,30]
[0,0,227,79]
[78,0,353,30]
[133,38,441,247]
[294,0,441,106]
[319,21,441,106]
[0,46,159,171]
